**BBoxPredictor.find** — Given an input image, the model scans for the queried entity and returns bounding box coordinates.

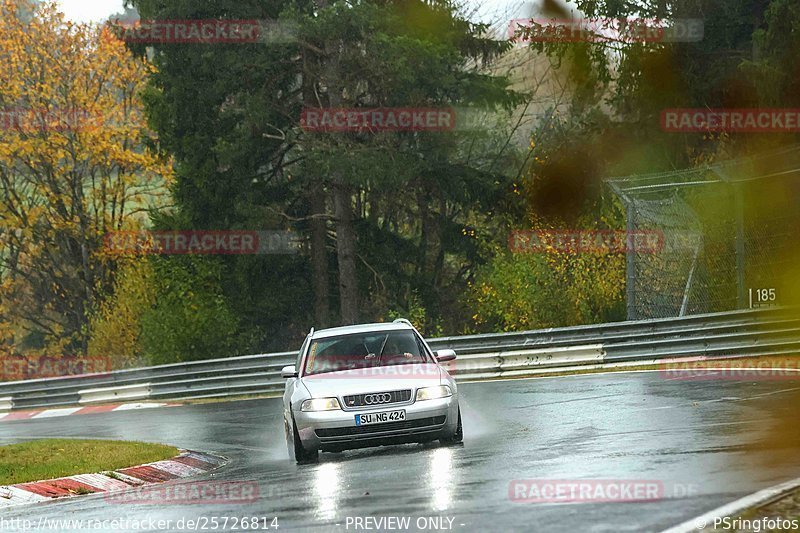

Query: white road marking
[661,476,800,533]
[32,407,83,418]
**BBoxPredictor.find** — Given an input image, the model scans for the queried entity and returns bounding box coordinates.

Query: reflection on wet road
[2,371,800,532]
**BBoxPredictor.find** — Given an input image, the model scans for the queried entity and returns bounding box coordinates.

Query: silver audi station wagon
[281,319,462,463]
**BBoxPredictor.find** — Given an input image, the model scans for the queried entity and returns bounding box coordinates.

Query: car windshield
[304,330,429,376]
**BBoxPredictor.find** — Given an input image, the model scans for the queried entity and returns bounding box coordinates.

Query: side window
[414,332,433,361]
[295,335,310,371]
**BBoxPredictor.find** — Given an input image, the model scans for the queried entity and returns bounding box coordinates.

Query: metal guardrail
[0,307,797,411]
[79,383,152,404]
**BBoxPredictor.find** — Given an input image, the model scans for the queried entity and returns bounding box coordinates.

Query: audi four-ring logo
[364,393,392,405]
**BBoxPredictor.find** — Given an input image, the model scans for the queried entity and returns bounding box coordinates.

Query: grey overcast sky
[57,0,543,25]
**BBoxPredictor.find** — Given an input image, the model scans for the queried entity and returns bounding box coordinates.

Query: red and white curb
[0,450,226,508]
[0,402,179,423]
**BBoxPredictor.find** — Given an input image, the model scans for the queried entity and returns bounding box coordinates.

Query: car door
[283,333,310,426]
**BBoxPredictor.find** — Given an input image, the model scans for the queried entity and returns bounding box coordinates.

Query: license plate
[354,410,406,426]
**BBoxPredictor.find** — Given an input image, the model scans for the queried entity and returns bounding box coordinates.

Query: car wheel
[289,415,318,464]
[440,408,463,445]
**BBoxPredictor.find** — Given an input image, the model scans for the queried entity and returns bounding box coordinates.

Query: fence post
[625,201,637,320]
[716,167,747,309]
[607,182,637,320]
[733,183,747,309]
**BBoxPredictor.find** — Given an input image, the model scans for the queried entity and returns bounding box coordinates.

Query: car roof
[311,321,414,340]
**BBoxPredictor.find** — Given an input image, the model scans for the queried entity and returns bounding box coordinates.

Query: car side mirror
[434,349,456,362]
[281,365,298,378]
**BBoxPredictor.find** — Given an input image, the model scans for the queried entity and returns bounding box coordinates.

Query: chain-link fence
[608,144,800,320]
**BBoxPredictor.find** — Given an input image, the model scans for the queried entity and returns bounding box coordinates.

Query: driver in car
[382,334,425,365]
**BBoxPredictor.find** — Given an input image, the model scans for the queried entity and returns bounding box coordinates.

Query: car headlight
[301,397,341,412]
[415,385,452,401]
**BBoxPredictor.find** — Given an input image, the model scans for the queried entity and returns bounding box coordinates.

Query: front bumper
[294,396,458,451]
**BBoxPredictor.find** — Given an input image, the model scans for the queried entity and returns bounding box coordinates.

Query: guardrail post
[0,396,13,412]
[78,384,151,404]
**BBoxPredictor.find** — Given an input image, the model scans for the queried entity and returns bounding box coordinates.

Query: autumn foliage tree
[0,0,172,357]
[468,111,627,331]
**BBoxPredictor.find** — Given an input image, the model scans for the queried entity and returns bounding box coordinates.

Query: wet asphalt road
[2,371,800,533]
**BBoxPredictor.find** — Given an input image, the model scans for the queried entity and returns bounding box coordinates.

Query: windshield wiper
[376,334,390,364]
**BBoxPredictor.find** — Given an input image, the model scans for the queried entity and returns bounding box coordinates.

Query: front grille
[315,416,446,438]
[342,389,412,408]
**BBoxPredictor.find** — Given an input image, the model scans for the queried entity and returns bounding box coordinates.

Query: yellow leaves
[468,220,627,332]
[87,256,155,367]
[0,0,173,355]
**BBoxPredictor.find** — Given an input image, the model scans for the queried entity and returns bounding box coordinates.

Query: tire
[440,408,463,445]
[284,417,294,459]
[286,415,318,464]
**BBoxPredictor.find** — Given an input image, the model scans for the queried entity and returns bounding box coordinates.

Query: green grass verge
[0,439,179,485]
